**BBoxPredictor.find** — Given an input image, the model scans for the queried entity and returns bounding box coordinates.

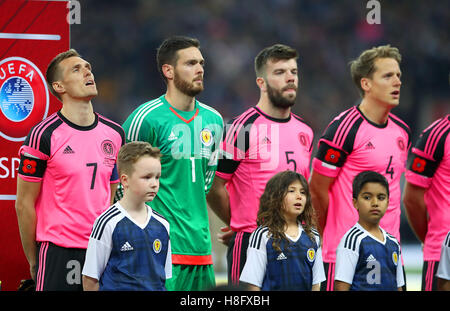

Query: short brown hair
[117,141,161,176]
[156,36,200,84]
[254,44,298,78]
[349,44,402,97]
[46,49,81,101]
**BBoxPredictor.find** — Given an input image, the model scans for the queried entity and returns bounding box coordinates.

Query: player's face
[353,182,389,226]
[173,47,205,97]
[264,58,298,108]
[125,156,161,202]
[364,57,402,107]
[282,180,307,221]
[57,56,98,100]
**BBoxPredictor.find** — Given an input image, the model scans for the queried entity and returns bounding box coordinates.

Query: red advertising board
[0,0,69,291]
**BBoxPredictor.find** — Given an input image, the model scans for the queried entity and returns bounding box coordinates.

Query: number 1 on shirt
[190,157,196,183]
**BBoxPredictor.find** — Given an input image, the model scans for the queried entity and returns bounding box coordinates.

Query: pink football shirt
[405,115,450,261]
[216,106,314,233]
[18,112,125,249]
[312,106,411,263]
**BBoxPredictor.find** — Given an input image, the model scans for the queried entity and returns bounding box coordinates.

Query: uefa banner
[0,0,69,290]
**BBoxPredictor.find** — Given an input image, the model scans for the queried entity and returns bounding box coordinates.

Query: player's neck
[60,98,95,126]
[165,87,196,112]
[284,219,299,238]
[359,98,391,125]
[358,220,384,242]
[256,98,291,119]
[119,196,148,225]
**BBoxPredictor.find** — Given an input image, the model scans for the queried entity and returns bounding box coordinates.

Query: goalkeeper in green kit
[118,36,223,290]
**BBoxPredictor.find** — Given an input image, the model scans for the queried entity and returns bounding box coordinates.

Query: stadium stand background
[71,0,449,279]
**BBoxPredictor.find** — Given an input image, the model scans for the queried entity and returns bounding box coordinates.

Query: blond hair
[350,44,402,97]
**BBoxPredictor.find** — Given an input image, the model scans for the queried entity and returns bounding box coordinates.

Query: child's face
[282,180,307,221]
[123,156,161,202]
[353,182,389,225]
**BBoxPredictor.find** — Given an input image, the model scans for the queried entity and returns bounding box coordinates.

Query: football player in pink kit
[207,44,314,285]
[15,49,125,291]
[309,45,410,291]
[403,115,450,291]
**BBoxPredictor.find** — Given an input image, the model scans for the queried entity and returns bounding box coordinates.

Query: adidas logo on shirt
[120,241,134,252]
[63,145,75,154]
[262,136,271,144]
[168,131,178,141]
[276,252,287,261]
[366,254,377,262]
[365,141,375,150]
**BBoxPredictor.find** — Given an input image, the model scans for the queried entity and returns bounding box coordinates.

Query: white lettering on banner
[0,63,34,82]
[0,157,20,179]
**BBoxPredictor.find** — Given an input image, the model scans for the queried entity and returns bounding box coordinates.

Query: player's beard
[174,72,203,97]
[267,82,297,109]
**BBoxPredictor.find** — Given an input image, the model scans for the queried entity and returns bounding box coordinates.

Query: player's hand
[217,226,233,246]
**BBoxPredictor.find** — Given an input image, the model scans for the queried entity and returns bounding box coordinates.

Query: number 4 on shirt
[385,156,394,179]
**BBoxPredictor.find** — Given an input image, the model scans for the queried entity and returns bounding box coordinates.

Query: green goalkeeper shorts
[165,264,215,291]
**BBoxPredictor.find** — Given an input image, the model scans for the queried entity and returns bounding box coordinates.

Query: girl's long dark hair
[257,170,317,253]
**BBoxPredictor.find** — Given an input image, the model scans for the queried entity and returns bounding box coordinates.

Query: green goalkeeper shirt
[121,95,223,265]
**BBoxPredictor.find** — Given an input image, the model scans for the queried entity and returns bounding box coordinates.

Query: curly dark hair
[257,170,317,253]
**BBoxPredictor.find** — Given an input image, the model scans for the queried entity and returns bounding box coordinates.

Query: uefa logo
[0,57,49,142]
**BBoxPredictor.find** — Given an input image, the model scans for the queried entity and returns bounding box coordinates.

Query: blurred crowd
[71,0,449,242]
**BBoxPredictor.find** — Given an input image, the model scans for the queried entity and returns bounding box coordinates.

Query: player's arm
[309,171,335,235]
[241,282,260,291]
[402,181,427,243]
[334,280,351,291]
[310,130,348,236]
[438,278,450,291]
[206,175,231,225]
[82,275,99,291]
[15,178,41,281]
[207,176,233,246]
[311,283,321,291]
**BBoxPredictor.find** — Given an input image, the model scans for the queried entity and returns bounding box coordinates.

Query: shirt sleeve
[405,118,448,188]
[17,125,51,182]
[396,251,405,288]
[334,239,359,284]
[436,232,450,280]
[215,118,249,180]
[123,114,158,146]
[81,217,113,280]
[312,119,352,179]
[312,235,326,285]
[239,229,268,288]
[165,239,172,279]
[110,163,119,183]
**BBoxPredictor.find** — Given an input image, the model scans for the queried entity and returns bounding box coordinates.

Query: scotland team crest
[392,251,398,266]
[200,128,213,147]
[0,57,49,141]
[153,239,162,253]
[307,248,316,262]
